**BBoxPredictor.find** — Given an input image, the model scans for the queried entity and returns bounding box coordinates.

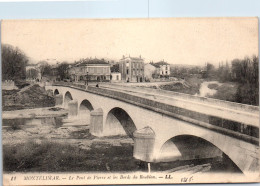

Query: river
[196,81,222,97]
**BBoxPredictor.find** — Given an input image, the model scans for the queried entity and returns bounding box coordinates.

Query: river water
[195,81,222,97]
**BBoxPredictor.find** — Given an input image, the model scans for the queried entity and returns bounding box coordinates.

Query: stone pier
[133,127,155,162]
[68,100,78,117]
[90,108,104,136]
[54,94,63,106]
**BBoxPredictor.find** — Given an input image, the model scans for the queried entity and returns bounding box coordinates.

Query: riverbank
[2,84,55,111]
[141,78,245,105]
[3,125,239,173]
[141,77,203,95]
[3,98,242,174]
[2,107,68,120]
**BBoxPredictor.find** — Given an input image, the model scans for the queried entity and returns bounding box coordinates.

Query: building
[26,61,58,82]
[68,58,111,82]
[111,72,122,82]
[152,60,171,78]
[144,63,157,81]
[119,55,144,82]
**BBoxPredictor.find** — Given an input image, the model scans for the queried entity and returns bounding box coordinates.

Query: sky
[1,17,258,66]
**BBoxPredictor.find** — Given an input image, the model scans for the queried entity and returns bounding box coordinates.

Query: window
[116,75,119,80]
[127,69,129,74]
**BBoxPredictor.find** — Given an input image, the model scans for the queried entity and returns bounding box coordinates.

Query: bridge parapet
[104,83,259,113]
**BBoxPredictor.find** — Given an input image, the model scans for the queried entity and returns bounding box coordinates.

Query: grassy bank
[3,140,142,172]
[159,77,203,95]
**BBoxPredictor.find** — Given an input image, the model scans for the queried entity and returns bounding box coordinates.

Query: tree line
[2,44,70,81]
[205,56,259,105]
[2,44,28,81]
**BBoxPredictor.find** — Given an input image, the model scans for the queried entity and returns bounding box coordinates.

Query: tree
[231,56,259,105]
[111,64,119,72]
[26,68,39,79]
[203,63,215,78]
[218,61,231,82]
[38,61,52,78]
[2,44,28,81]
[251,55,259,86]
[206,63,215,72]
[56,62,69,80]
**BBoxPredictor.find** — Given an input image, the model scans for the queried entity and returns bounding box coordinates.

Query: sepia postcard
[1,17,259,185]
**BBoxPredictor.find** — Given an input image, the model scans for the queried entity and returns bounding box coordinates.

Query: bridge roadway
[99,83,259,128]
[46,83,259,176]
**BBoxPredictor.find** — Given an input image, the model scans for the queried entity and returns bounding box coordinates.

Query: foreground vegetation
[3,140,139,172]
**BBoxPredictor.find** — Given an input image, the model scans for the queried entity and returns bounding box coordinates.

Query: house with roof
[68,58,111,82]
[151,60,171,78]
[119,55,144,82]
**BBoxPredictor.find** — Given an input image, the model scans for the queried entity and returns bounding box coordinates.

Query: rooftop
[151,61,169,68]
[74,58,110,67]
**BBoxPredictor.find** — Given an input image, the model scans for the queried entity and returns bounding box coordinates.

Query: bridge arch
[64,91,73,108]
[78,99,94,125]
[158,134,242,173]
[54,89,60,95]
[105,107,137,137]
[79,99,94,111]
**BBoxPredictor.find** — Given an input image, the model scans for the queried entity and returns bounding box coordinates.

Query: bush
[208,83,238,102]
[235,83,259,106]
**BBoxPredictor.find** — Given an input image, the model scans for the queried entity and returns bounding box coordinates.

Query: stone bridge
[45,83,259,176]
